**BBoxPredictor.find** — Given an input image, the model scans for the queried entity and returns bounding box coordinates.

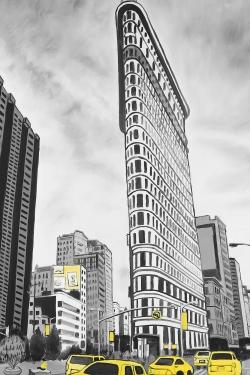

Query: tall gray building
[229,258,249,339]
[0,76,39,335]
[56,232,113,352]
[196,215,238,348]
[116,1,208,355]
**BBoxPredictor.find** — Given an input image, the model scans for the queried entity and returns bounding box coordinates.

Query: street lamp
[229,243,250,248]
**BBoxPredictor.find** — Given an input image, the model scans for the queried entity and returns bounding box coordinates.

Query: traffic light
[181,311,188,331]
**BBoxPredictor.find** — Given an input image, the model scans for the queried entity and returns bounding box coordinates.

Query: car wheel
[187,371,192,375]
[176,372,184,375]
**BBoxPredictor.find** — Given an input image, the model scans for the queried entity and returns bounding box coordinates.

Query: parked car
[193,350,210,367]
[66,354,105,375]
[148,356,193,375]
[208,351,242,375]
[77,359,147,375]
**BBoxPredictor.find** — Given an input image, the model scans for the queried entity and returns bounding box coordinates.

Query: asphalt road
[1,358,250,375]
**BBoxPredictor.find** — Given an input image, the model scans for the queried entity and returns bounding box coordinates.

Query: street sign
[152,310,161,320]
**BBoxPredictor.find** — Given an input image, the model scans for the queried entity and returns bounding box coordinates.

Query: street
[193,358,250,374]
[0,358,250,375]
[1,358,250,375]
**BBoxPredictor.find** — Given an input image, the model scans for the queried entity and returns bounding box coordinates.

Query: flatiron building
[116,1,208,354]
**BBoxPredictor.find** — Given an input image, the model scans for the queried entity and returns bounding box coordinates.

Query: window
[125,366,133,375]
[69,356,93,365]
[134,145,140,154]
[132,101,137,111]
[175,359,184,365]
[130,75,136,84]
[137,194,143,207]
[155,358,174,366]
[135,366,144,375]
[133,114,138,123]
[139,230,145,243]
[140,252,146,266]
[137,212,144,225]
[131,86,136,96]
[135,177,141,189]
[85,363,118,375]
[135,160,141,172]
[211,353,232,360]
[134,129,139,139]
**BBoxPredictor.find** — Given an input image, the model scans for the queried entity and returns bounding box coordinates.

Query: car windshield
[70,356,93,365]
[85,363,118,375]
[197,352,210,356]
[211,353,233,360]
[155,358,174,366]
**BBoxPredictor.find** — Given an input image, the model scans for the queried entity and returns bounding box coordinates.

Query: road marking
[194,369,207,375]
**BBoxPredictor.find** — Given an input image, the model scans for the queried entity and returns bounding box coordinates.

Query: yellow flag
[109,330,115,342]
[181,311,188,331]
[45,324,51,336]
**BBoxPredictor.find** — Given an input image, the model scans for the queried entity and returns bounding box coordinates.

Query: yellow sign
[109,330,115,342]
[54,265,81,291]
[172,344,177,349]
[44,324,50,336]
[181,311,188,331]
[152,310,161,320]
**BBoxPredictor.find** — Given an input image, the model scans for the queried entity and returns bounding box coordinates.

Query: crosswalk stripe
[194,369,207,375]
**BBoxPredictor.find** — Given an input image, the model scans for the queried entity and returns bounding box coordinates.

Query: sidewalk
[0,360,66,375]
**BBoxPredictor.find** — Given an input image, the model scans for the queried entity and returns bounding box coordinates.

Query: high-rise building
[56,232,113,352]
[116,2,208,355]
[57,230,88,265]
[0,76,39,335]
[196,215,238,348]
[229,258,249,339]
[242,286,250,337]
[27,264,87,350]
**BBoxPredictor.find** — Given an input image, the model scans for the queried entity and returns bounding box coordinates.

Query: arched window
[130,61,135,72]
[132,101,137,111]
[131,87,136,96]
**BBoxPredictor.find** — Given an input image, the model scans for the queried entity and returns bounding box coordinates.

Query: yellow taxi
[193,350,210,367]
[208,351,241,375]
[66,354,105,375]
[78,359,147,375]
[148,356,193,375]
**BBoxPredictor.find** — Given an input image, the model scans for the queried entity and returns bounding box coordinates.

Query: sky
[0,0,249,306]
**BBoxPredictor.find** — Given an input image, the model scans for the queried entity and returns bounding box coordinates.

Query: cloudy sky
[0,0,249,306]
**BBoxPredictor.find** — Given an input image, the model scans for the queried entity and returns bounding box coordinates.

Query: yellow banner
[181,311,188,331]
